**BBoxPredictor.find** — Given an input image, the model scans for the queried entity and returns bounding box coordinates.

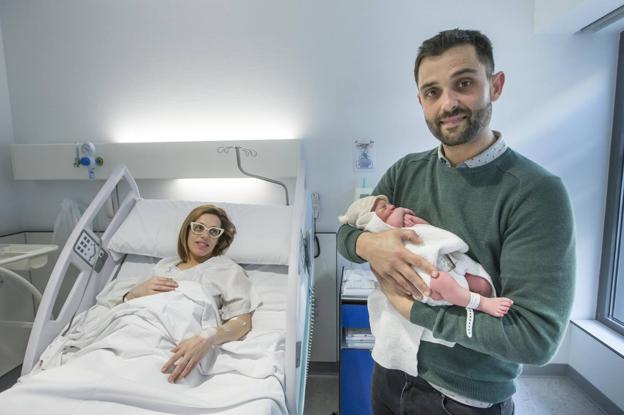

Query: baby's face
[373,199,395,222]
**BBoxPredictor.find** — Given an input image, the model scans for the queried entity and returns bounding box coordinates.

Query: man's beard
[425,102,492,147]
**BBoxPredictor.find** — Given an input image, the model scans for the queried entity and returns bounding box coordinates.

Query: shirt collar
[438,131,506,168]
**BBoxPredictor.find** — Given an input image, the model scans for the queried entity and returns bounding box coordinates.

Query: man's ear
[490,71,505,102]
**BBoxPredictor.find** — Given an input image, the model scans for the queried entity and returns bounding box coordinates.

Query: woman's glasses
[190,222,224,238]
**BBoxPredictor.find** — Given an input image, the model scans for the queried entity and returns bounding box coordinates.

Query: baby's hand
[403,213,429,227]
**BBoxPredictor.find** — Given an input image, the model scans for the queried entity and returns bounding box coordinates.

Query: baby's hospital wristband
[465,308,474,338]
[466,292,481,310]
[465,292,480,339]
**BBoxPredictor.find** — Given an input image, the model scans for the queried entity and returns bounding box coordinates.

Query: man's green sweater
[337,148,576,403]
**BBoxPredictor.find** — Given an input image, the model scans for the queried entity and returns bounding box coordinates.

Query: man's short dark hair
[414,29,494,85]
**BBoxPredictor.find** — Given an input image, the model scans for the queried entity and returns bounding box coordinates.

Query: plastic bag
[52,199,84,247]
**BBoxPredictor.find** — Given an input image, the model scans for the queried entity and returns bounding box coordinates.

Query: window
[597,31,624,335]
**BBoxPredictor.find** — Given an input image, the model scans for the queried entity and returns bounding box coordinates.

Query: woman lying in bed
[28,204,260,387]
[119,204,261,383]
[0,205,292,414]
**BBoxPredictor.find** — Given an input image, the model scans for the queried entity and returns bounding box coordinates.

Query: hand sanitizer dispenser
[354,178,373,201]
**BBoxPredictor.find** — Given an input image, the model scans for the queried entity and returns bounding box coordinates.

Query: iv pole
[217,146,290,206]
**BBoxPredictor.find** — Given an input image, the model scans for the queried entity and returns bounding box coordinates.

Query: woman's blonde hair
[177,204,236,262]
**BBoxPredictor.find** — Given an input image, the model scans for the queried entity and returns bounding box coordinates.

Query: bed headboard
[11,139,299,180]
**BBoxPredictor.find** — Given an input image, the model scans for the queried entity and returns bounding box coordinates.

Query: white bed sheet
[0,255,289,415]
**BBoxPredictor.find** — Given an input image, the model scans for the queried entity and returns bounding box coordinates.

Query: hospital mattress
[0,255,289,415]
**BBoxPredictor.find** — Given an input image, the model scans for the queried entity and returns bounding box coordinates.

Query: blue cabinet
[339,301,374,415]
[341,303,370,328]
[340,347,374,414]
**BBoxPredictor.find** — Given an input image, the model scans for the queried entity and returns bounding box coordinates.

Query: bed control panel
[73,229,108,272]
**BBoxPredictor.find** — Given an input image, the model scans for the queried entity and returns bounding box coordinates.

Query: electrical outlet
[73,230,108,272]
[311,192,321,220]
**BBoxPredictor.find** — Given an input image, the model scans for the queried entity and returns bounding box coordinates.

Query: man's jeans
[371,362,515,415]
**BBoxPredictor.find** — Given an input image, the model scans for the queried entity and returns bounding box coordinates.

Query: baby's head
[338,195,390,228]
[373,197,429,228]
[339,195,429,229]
[372,198,396,222]
[372,198,408,227]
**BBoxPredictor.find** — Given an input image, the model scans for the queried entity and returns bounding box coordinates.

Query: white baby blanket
[365,214,495,376]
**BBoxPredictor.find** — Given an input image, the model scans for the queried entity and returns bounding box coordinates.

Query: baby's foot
[479,297,513,317]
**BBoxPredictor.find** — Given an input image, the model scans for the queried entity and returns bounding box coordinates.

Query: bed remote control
[73,229,108,272]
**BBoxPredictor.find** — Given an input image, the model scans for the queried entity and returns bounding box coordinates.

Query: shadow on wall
[507,69,611,211]
[507,69,613,320]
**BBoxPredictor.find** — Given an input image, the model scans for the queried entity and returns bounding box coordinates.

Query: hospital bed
[6,163,314,415]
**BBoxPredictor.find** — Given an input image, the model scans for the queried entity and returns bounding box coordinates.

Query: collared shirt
[438,131,507,168]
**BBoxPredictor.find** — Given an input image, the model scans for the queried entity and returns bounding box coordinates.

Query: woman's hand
[161,334,215,383]
[125,276,178,301]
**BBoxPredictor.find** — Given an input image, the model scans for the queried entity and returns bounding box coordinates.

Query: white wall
[0,15,20,235]
[0,0,619,371]
[534,0,624,33]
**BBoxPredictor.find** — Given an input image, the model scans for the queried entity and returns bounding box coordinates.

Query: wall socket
[312,192,321,220]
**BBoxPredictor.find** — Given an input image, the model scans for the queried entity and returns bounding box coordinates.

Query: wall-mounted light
[110,113,301,143]
[167,178,285,205]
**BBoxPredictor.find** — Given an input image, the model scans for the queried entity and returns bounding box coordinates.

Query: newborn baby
[340,195,513,317]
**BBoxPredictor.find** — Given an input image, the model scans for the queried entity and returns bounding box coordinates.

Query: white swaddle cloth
[365,214,496,376]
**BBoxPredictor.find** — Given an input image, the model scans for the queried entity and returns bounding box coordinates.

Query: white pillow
[247,270,288,311]
[107,199,292,265]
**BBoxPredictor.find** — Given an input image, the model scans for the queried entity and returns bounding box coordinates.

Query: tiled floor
[304,375,339,415]
[515,376,607,415]
[303,374,611,415]
[1,368,614,414]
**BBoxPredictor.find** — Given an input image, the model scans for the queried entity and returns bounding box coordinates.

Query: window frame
[597,31,624,336]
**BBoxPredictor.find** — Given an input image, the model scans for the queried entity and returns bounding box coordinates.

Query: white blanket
[0,281,286,415]
[365,215,494,377]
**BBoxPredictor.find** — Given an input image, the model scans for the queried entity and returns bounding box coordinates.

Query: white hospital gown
[35,255,261,377]
[151,255,261,322]
[97,255,261,322]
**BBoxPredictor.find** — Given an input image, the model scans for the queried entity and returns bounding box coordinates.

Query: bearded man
[337,29,575,415]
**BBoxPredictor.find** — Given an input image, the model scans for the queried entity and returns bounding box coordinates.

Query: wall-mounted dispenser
[354,177,373,201]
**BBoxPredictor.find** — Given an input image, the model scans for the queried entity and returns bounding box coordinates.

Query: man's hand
[126,276,178,301]
[356,229,438,299]
[161,334,215,383]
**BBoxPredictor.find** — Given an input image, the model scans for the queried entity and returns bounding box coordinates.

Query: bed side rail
[22,165,140,375]
[285,162,315,415]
